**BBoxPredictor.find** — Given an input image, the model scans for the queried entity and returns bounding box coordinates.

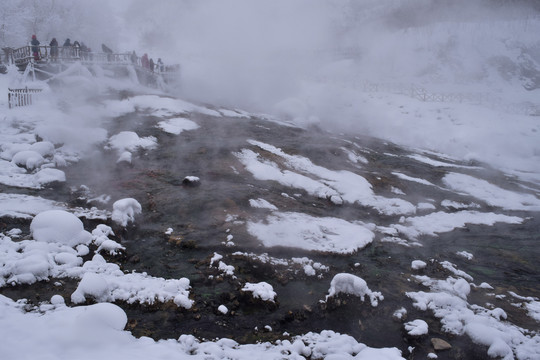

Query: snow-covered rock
[112,198,141,227]
[326,273,384,307]
[30,210,92,247]
[242,282,277,302]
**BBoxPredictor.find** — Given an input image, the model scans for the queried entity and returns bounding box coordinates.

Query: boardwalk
[4,45,179,87]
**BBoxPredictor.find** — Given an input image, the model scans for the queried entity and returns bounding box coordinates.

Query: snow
[442,172,540,211]
[71,272,110,303]
[241,282,277,302]
[11,150,44,169]
[236,140,416,215]
[30,210,92,247]
[249,198,278,210]
[393,307,407,320]
[326,273,384,307]
[0,296,404,360]
[407,274,540,359]
[247,211,374,254]
[108,131,157,154]
[103,95,221,117]
[33,168,66,186]
[112,198,142,227]
[157,117,199,135]
[210,253,236,278]
[390,211,523,240]
[411,260,427,270]
[404,319,429,336]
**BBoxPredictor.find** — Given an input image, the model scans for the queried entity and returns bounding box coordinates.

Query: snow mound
[326,273,384,307]
[30,210,92,247]
[33,168,66,187]
[29,141,55,157]
[11,150,44,170]
[71,272,110,303]
[242,282,276,302]
[74,255,193,308]
[77,302,128,331]
[108,131,157,154]
[112,198,141,227]
[404,319,429,336]
[411,260,427,270]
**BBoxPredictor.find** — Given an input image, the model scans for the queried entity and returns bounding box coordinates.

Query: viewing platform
[2,45,179,87]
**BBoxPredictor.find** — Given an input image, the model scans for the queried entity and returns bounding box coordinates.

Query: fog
[112,0,540,113]
[3,0,540,171]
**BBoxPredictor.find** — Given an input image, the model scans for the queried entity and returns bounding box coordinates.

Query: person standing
[63,38,72,58]
[141,53,149,69]
[31,35,40,61]
[149,58,154,72]
[131,51,138,65]
[49,38,58,61]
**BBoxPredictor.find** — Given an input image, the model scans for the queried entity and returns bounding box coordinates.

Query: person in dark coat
[149,58,154,72]
[63,38,72,58]
[130,51,138,65]
[31,35,40,60]
[73,41,81,58]
[49,38,58,61]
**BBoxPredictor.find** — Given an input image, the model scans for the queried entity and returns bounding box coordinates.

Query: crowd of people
[28,34,173,73]
[30,35,92,61]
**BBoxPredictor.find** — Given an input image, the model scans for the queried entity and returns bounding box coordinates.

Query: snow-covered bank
[0,295,404,360]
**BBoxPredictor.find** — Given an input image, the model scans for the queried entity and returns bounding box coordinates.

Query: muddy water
[3,102,540,360]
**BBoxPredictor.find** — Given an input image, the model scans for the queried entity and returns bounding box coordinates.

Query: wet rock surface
[1,94,539,359]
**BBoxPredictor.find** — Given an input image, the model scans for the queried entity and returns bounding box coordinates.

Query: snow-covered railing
[8,87,43,109]
[11,45,179,73]
[12,45,132,66]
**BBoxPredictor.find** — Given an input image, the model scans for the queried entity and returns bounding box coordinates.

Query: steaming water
[4,96,538,359]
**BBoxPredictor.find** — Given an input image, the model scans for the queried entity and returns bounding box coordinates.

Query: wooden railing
[8,87,43,109]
